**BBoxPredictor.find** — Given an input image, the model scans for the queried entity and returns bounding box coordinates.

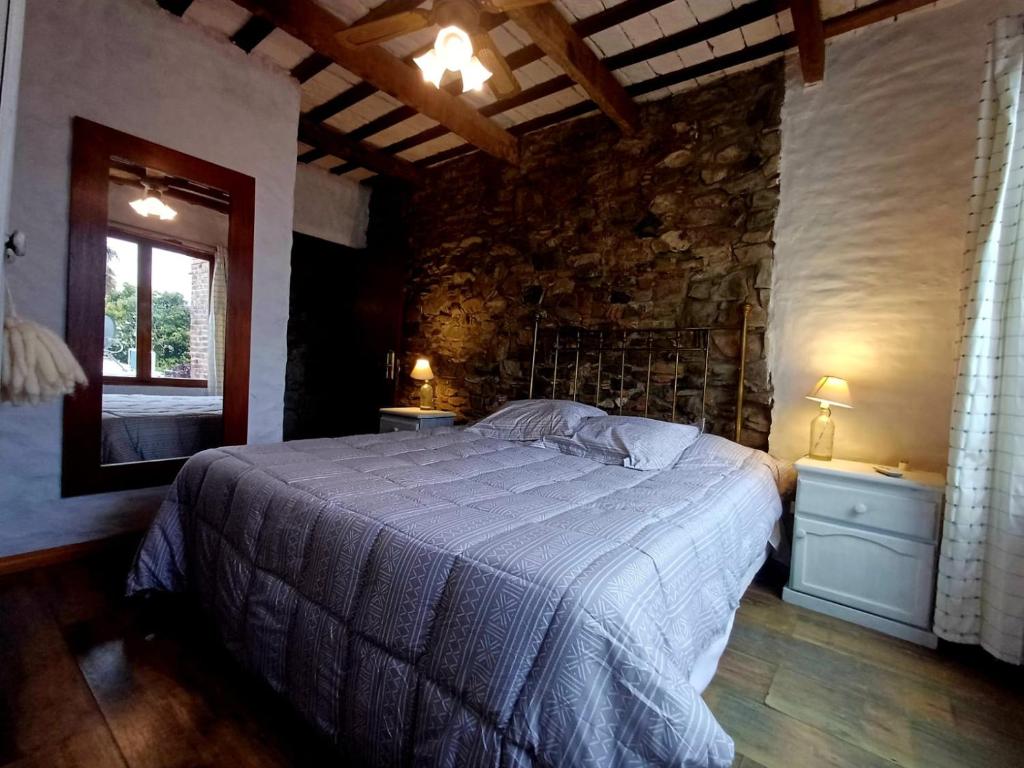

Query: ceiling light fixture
[130,183,177,221]
[414,25,493,93]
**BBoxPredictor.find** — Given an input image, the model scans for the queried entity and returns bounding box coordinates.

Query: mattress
[128,429,782,767]
[101,394,223,463]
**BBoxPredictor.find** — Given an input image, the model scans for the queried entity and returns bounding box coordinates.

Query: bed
[127,307,789,767]
[101,393,223,464]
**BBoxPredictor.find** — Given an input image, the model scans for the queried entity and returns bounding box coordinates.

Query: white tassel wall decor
[1,284,87,405]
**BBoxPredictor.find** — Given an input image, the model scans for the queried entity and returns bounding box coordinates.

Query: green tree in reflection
[105,284,191,375]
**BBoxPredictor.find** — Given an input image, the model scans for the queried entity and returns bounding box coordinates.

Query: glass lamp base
[809,407,835,460]
[419,382,434,410]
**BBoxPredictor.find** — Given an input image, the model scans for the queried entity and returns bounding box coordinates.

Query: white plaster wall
[293,164,370,248]
[0,0,299,556]
[769,0,1021,472]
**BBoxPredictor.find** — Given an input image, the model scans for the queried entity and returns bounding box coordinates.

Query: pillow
[467,399,606,441]
[544,415,701,470]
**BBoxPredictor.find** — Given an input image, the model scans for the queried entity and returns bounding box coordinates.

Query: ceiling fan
[337,0,549,98]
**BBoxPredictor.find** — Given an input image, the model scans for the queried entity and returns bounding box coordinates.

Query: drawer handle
[794,530,806,540]
[392,427,400,432]
[852,502,868,515]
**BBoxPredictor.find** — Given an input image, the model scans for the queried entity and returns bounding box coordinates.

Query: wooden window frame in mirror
[63,118,253,496]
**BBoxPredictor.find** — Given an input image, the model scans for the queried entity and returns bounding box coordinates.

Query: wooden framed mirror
[62,118,253,496]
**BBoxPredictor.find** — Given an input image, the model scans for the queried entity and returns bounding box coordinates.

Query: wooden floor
[2,543,1022,768]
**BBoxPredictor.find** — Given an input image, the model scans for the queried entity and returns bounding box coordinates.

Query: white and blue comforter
[128,428,782,767]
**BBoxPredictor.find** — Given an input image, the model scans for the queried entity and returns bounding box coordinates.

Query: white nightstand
[782,457,945,648]
[379,407,455,433]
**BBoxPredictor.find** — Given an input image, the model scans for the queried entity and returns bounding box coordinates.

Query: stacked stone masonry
[399,62,783,449]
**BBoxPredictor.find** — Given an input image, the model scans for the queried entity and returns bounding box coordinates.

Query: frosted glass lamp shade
[129,188,177,221]
[805,376,853,409]
[410,358,434,381]
[434,26,472,71]
[414,49,445,87]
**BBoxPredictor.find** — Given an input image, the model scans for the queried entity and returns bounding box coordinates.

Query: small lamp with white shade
[410,358,435,410]
[805,375,853,461]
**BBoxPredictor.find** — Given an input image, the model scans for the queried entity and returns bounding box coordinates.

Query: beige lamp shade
[806,376,853,408]
[410,358,434,381]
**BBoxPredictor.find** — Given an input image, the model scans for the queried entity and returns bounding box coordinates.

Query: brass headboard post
[670,332,680,423]
[734,303,752,443]
[643,332,653,418]
[529,313,540,399]
[618,331,627,414]
[552,329,561,398]
[572,330,581,401]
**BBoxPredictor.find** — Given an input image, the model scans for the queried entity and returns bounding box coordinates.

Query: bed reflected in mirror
[63,118,253,495]
[100,166,227,464]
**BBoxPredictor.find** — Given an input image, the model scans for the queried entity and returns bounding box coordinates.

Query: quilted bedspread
[127,428,782,767]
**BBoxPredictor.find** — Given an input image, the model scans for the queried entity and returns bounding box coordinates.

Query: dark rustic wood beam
[298,147,327,163]
[232,0,519,164]
[502,0,678,71]
[823,0,936,37]
[156,0,193,16]
[627,35,793,98]
[506,3,639,134]
[298,119,420,182]
[413,143,477,168]
[790,0,825,84]
[290,52,333,84]
[231,15,275,52]
[415,35,795,168]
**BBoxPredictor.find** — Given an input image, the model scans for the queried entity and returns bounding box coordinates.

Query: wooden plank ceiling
[157,0,947,182]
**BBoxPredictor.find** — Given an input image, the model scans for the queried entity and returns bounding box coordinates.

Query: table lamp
[805,375,853,461]
[411,358,435,410]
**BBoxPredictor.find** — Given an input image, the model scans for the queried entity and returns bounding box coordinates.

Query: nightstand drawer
[795,476,939,541]
[791,517,935,628]
[379,415,420,433]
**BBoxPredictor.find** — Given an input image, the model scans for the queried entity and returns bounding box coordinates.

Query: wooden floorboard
[1,549,1022,768]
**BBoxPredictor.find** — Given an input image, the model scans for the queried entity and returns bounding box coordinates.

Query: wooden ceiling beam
[290,53,333,84]
[415,35,795,168]
[298,119,420,182]
[156,0,193,16]
[506,3,639,134]
[790,0,825,84]
[303,12,507,125]
[231,15,275,53]
[231,0,519,164]
[823,0,937,38]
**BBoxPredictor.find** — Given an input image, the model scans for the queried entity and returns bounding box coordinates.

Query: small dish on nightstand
[873,465,903,478]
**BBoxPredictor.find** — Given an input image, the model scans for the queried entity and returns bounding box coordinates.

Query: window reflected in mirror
[100,161,229,465]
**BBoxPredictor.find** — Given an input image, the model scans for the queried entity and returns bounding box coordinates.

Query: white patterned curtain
[206,245,228,396]
[934,16,1024,665]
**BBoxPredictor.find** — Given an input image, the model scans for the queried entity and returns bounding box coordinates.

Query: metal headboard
[529,303,752,442]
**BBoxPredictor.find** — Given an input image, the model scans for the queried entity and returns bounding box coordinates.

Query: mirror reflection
[100,160,228,465]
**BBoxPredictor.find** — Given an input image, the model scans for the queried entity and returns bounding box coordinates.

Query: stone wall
[399,62,783,448]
